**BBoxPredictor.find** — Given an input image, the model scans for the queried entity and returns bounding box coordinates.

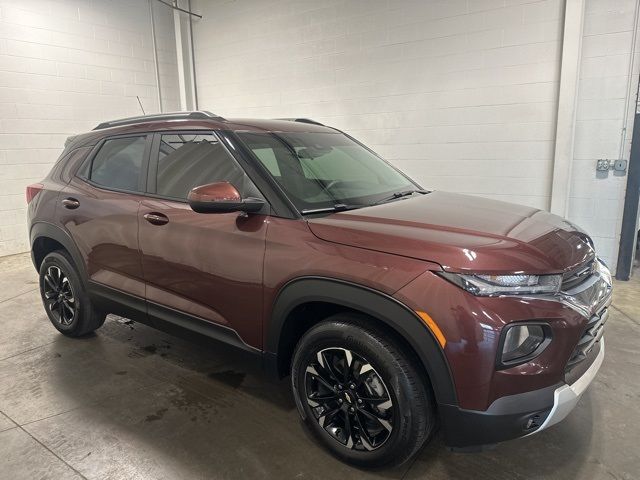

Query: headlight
[438,272,561,296]
[499,324,551,367]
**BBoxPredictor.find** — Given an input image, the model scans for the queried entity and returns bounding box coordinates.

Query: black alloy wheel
[42,265,76,326]
[292,315,435,468]
[304,347,394,451]
[39,250,106,337]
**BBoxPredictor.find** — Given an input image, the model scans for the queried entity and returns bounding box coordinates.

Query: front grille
[562,258,596,291]
[566,306,608,368]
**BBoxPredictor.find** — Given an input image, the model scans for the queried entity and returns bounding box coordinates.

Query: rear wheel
[291,314,435,468]
[39,251,106,337]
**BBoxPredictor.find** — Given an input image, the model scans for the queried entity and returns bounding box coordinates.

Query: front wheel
[291,314,436,468]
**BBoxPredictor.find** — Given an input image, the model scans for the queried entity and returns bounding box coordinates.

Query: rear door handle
[143,212,169,226]
[61,198,80,209]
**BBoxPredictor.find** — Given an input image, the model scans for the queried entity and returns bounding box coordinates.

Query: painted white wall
[0,0,179,257]
[193,0,564,209]
[192,0,639,270]
[568,0,639,268]
[0,0,637,271]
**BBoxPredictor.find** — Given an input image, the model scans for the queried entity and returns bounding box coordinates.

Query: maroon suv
[27,111,611,467]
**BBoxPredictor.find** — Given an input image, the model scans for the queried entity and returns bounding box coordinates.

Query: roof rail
[276,118,325,126]
[93,111,225,130]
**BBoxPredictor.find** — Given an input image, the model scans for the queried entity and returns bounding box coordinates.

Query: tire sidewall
[292,317,428,467]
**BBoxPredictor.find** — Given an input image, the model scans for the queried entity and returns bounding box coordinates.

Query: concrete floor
[0,253,638,480]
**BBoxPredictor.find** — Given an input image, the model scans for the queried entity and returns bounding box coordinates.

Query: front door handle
[61,198,80,209]
[143,212,169,226]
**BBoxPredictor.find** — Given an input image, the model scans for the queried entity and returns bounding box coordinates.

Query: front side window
[90,136,146,191]
[155,133,259,200]
[236,131,417,212]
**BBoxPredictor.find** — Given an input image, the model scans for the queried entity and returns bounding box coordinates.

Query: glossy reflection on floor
[0,253,638,480]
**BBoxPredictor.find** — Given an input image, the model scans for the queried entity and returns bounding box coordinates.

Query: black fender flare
[266,276,457,406]
[30,221,88,282]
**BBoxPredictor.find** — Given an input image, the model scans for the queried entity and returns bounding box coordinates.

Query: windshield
[236,131,418,212]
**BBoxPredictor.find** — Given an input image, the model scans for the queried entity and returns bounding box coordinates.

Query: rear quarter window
[58,147,93,183]
[87,136,147,192]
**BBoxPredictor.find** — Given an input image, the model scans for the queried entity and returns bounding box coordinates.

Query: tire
[39,250,106,337]
[291,313,436,468]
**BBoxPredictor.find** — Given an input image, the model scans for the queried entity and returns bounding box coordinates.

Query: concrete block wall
[568,0,639,268]
[0,0,179,257]
[192,0,564,211]
[0,0,637,271]
[192,0,639,270]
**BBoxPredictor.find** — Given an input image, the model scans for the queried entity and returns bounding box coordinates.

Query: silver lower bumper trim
[527,338,605,435]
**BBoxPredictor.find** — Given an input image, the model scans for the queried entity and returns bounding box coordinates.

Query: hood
[307,191,595,274]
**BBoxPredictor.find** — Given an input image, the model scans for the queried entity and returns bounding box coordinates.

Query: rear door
[138,131,268,349]
[60,134,150,299]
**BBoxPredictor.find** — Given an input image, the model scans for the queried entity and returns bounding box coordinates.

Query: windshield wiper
[301,203,363,215]
[372,189,429,206]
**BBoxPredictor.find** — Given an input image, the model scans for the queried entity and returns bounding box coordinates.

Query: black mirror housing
[190,197,265,214]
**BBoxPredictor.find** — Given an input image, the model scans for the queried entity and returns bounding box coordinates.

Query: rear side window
[89,136,146,192]
[155,133,259,199]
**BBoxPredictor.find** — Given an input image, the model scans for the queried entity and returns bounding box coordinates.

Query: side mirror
[187,181,265,214]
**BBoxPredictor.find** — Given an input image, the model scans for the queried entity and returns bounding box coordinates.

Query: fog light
[500,324,548,365]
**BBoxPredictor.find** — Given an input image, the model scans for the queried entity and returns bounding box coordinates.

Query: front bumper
[528,338,604,435]
[396,256,611,448]
[440,338,605,448]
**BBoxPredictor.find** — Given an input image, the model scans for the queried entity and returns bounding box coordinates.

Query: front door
[138,132,268,349]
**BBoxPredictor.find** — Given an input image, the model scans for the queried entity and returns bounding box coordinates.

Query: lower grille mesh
[566,307,608,368]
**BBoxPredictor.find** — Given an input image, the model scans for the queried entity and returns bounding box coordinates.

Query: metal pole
[173,0,188,110]
[549,0,585,217]
[148,0,163,113]
[188,0,199,109]
[618,0,640,161]
[155,0,202,18]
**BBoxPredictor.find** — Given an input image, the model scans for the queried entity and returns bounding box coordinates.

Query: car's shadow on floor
[101,314,298,411]
[40,314,600,480]
[411,401,597,479]
[39,316,409,479]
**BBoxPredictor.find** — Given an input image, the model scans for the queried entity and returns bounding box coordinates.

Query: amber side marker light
[416,311,446,348]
